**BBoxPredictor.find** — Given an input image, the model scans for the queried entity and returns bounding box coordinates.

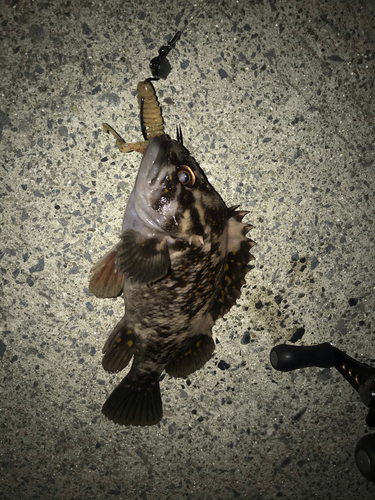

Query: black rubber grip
[355,434,375,483]
[270,343,335,372]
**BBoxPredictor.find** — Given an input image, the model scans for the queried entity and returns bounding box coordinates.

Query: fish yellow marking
[184,349,192,356]
[127,340,133,347]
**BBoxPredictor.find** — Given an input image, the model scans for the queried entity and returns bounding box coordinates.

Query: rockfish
[89,134,255,426]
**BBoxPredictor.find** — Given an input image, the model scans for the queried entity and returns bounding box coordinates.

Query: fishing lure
[103,31,181,154]
[102,79,162,154]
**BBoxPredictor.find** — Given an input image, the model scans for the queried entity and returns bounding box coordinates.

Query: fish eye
[177,165,196,188]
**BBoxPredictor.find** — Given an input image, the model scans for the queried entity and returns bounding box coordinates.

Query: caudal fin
[102,375,162,426]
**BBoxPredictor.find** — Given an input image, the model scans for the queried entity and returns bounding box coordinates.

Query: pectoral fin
[115,229,170,284]
[89,244,124,298]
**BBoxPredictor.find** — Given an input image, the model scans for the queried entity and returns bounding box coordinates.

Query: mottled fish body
[90,134,255,426]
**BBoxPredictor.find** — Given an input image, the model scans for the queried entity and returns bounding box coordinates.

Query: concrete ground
[1,0,374,498]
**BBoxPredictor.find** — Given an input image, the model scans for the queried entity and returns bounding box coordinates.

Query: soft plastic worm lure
[102,31,182,155]
[102,79,164,154]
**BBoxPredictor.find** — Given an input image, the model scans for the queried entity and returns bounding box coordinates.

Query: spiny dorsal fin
[210,207,256,321]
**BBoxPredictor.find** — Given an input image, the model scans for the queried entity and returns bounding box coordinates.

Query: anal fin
[102,316,136,373]
[165,334,215,378]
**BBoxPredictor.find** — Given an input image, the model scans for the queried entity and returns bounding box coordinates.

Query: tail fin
[102,374,162,426]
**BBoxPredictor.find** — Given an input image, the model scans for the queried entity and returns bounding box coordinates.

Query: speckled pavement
[1,0,374,499]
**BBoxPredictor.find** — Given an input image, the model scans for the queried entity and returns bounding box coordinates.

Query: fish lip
[129,134,178,236]
[143,135,174,186]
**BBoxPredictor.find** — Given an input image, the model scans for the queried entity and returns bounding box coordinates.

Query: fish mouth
[143,135,176,186]
[129,134,181,236]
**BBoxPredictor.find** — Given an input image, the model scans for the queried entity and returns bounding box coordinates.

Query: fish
[89,133,255,426]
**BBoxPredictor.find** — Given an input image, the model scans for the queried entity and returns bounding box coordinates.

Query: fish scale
[90,134,255,426]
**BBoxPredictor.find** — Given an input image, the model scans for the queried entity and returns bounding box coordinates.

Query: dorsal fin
[165,334,215,377]
[210,207,256,321]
